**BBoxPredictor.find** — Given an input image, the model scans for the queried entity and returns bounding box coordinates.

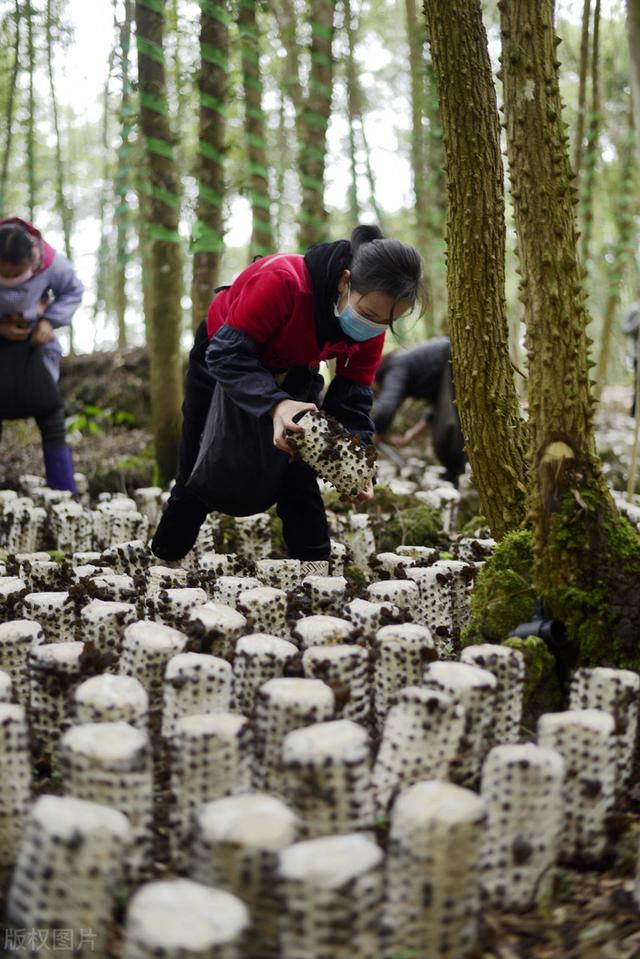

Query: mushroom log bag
[186,366,323,516]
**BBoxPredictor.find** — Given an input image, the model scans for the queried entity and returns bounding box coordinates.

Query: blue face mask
[334,286,386,342]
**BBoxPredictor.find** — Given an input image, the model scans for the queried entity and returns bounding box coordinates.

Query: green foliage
[46,550,65,564]
[87,447,155,497]
[458,514,491,537]
[462,529,536,647]
[344,562,368,592]
[504,635,563,722]
[540,486,640,669]
[374,505,443,553]
[66,404,136,437]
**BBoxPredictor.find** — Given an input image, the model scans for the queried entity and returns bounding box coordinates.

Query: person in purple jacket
[0,217,83,492]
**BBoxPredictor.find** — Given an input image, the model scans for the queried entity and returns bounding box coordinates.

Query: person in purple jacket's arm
[0,217,84,493]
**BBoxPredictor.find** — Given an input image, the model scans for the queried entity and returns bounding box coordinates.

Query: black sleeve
[206,323,290,417]
[322,375,375,445]
[372,361,409,434]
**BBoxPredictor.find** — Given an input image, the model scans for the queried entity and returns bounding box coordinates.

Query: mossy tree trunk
[238,0,275,258]
[423,0,528,538]
[135,0,184,485]
[500,0,640,666]
[191,0,229,328]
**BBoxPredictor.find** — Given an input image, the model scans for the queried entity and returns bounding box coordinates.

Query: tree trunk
[593,114,636,399]
[0,0,21,217]
[357,106,386,228]
[423,0,528,538]
[93,72,113,333]
[135,0,184,485]
[273,75,288,247]
[500,0,640,667]
[114,0,134,350]
[423,45,447,332]
[297,0,337,249]
[628,0,640,150]
[344,0,361,223]
[405,0,430,258]
[26,0,36,222]
[46,0,73,261]
[572,0,591,188]
[579,0,601,268]
[238,0,275,257]
[190,0,229,329]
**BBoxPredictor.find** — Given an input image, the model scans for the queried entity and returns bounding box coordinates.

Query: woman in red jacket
[151,224,422,565]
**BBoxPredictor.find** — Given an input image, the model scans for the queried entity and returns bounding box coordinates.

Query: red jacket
[206,254,385,386]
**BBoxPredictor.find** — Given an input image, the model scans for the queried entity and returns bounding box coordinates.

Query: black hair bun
[350,223,384,251]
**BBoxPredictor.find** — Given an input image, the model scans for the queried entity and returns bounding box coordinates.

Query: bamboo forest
[0,0,640,956]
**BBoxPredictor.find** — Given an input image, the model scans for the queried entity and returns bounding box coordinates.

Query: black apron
[186,366,323,516]
[0,337,61,420]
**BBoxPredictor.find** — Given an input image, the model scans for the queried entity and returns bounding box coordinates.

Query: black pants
[174,321,330,561]
[0,405,66,447]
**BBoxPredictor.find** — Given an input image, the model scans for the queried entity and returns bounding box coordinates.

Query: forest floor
[1,388,640,958]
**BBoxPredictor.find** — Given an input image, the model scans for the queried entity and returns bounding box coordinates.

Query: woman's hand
[346,479,375,505]
[31,318,54,345]
[0,314,30,341]
[270,398,318,453]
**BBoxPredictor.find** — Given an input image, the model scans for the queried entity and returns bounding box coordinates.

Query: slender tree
[423,40,447,330]
[25,0,36,221]
[93,70,113,333]
[500,0,640,664]
[298,0,338,247]
[357,103,385,227]
[113,0,134,349]
[579,0,601,268]
[423,0,528,537]
[405,0,429,257]
[190,0,229,328]
[273,73,289,247]
[275,0,338,248]
[238,0,275,257]
[0,0,21,217]
[593,115,637,398]
[628,0,640,150]
[573,0,591,186]
[46,0,73,261]
[135,0,184,484]
[341,0,385,228]
[344,0,361,223]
